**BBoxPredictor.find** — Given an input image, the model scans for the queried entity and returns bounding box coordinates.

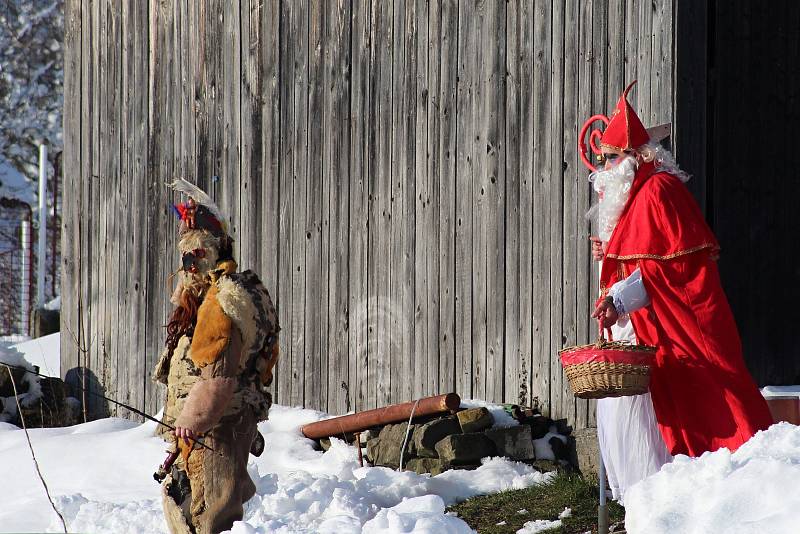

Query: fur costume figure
[153,181,279,534]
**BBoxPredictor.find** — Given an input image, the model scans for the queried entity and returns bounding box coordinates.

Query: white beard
[587,156,638,242]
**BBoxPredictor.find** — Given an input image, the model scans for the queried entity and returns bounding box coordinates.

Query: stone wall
[321,406,578,476]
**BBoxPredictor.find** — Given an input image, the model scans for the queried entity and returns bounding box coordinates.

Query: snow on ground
[44,295,61,311]
[515,519,562,533]
[0,338,43,420]
[0,402,554,533]
[624,422,800,534]
[515,507,571,534]
[6,331,60,377]
[532,428,567,462]
[761,385,800,398]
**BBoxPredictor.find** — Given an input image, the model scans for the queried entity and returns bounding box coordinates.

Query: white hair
[640,142,691,183]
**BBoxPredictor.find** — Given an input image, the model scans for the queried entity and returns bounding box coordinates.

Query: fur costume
[153,183,279,534]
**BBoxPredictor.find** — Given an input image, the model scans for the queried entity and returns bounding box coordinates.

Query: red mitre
[600,81,649,151]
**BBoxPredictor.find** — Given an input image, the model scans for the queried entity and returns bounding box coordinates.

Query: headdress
[168,178,228,238]
[167,178,235,276]
[578,81,672,171]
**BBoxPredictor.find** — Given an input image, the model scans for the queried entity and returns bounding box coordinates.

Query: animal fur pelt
[174,376,236,435]
[191,285,232,368]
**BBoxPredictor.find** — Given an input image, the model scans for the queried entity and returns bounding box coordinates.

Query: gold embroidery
[600,141,626,152]
[605,243,718,261]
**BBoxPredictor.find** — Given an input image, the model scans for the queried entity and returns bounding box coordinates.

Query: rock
[456,407,494,433]
[450,463,481,471]
[320,438,332,451]
[0,365,27,397]
[405,457,448,475]
[17,377,78,428]
[549,435,570,462]
[554,418,573,436]
[362,427,383,443]
[485,425,535,460]
[413,416,462,458]
[573,427,600,478]
[435,433,496,465]
[528,415,553,439]
[367,423,416,467]
[366,436,382,463]
[407,431,419,456]
[531,459,560,473]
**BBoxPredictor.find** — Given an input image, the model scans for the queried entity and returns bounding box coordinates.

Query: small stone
[485,425,535,460]
[456,407,494,433]
[435,433,496,465]
[405,457,447,475]
[530,459,560,473]
[320,438,332,451]
[413,416,462,458]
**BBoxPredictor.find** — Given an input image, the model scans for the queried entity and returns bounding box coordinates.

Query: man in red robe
[587,82,773,457]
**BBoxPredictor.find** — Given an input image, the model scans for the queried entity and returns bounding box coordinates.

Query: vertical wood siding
[63,0,677,426]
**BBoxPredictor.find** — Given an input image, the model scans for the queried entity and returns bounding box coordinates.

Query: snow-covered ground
[0,405,553,533]
[6,409,798,534]
[3,331,60,377]
[625,423,800,534]
[2,334,799,533]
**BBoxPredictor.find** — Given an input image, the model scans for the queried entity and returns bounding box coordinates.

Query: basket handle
[596,318,613,346]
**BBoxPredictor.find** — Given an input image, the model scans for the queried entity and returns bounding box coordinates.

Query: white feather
[167,178,227,224]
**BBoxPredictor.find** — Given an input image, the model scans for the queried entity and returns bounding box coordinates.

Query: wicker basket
[559,321,657,399]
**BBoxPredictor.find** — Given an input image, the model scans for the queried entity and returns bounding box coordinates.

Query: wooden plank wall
[62,0,676,427]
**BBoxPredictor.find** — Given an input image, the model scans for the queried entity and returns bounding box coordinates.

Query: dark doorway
[677,1,800,385]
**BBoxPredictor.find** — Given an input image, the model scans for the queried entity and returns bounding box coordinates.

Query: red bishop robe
[600,161,773,457]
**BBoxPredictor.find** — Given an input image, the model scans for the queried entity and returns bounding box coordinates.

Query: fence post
[21,216,32,335]
[37,144,48,306]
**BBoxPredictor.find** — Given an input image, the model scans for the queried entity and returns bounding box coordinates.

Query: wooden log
[301,393,461,440]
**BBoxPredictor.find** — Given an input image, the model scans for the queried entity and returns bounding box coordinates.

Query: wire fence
[1,155,63,337]
[0,213,33,336]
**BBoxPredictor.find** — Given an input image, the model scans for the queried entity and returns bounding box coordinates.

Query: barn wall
[62,0,676,425]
